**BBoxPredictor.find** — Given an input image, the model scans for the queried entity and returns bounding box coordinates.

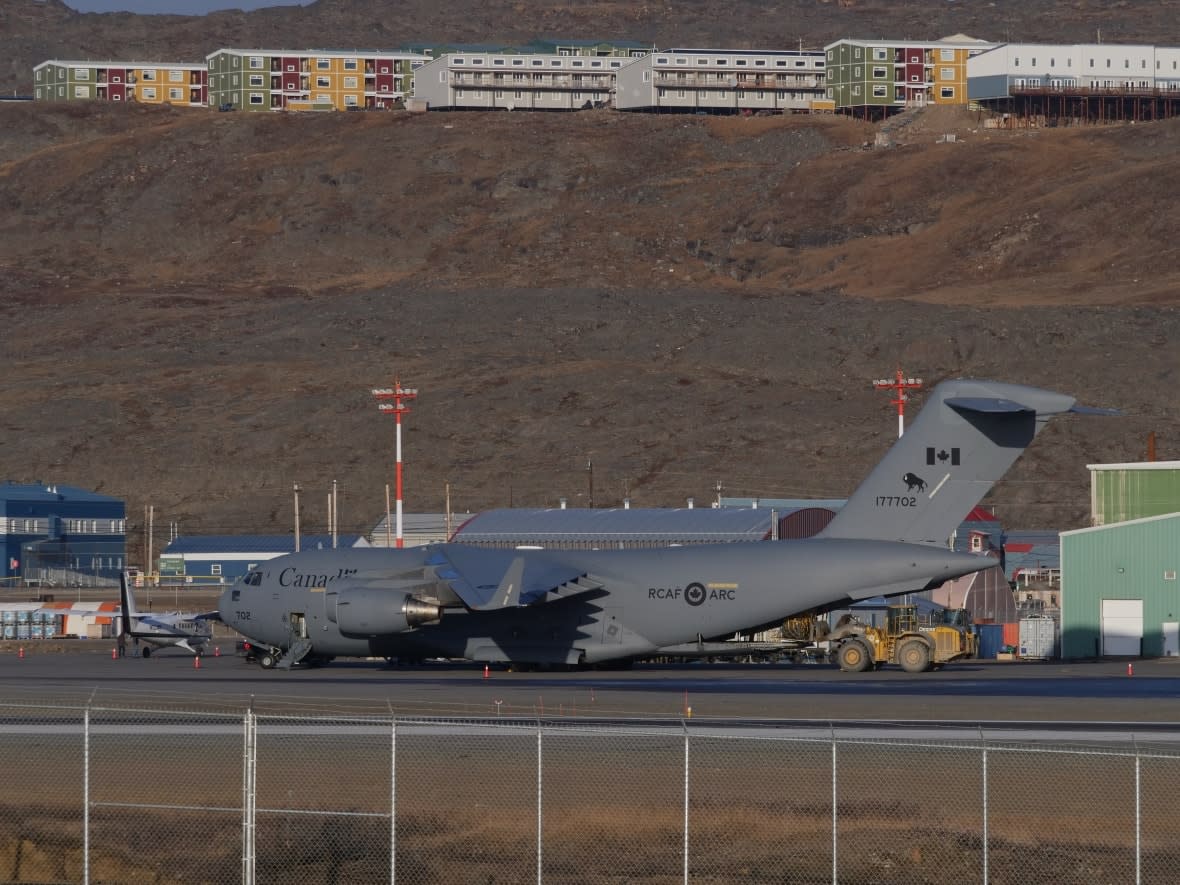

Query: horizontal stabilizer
[945,396,1034,414]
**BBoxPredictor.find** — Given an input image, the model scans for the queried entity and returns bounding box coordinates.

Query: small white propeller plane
[120,571,218,657]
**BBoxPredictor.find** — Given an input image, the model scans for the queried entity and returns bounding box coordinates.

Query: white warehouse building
[968,43,1180,100]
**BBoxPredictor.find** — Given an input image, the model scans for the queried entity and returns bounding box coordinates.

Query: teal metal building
[1060,513,1180,658]
[1089,461,1180,525]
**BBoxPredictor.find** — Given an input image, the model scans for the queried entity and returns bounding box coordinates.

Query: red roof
[963,505,998,522]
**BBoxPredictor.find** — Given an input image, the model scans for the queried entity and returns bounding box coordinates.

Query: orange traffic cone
[111,647,117,659]
[213,646,221,657]
[1128,662,1134,676]
[483,663,490,679]
[194,656,201,670]
[17,647,24,659]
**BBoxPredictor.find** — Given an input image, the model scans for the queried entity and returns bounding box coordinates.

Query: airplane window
[231,590,240,601]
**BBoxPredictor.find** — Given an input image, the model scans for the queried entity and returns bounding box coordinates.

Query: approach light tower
[373,378,418,548]
[873,369,923,438]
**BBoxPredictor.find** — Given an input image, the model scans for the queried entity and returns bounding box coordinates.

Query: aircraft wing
[425,545,603,611]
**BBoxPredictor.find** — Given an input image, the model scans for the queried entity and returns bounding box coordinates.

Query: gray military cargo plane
[219,379,1114,671]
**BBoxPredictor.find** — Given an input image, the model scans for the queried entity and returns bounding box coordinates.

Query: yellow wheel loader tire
[836,640,872,673]
[897,639,931,674]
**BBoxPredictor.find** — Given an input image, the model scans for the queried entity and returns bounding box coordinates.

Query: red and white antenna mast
[372,378,418,548]
[873,369,923,438]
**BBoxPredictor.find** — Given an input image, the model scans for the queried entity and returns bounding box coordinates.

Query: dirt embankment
[0,102,1177,542]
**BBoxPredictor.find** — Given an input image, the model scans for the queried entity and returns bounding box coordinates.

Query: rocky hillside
[1,101,1176,547]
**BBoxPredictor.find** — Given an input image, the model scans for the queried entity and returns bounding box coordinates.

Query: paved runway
[3,645,1180,724]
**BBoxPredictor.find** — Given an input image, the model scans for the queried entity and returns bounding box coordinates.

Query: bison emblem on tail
[902,472,927,493]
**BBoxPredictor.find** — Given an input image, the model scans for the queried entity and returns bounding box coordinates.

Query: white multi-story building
[615,48,831,113]
[413,52,630,110]
[969,43,1180,99]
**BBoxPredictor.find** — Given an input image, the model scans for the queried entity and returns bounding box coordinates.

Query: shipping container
[1020,616,1057,659]
[1002,622,1020,648]
[976,623,1004,659]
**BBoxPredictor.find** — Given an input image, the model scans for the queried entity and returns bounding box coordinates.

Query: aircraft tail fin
[818,379,1117,546]
[119,570,136,635]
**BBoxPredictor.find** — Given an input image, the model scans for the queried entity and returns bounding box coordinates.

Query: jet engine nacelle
[327,584,442,636]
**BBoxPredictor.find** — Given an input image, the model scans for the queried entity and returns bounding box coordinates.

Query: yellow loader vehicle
[826,603,978,673]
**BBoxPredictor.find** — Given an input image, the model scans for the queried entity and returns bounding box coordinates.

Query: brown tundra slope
[0,100,1177,542]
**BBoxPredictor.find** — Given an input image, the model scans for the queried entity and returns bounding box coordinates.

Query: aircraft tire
[258,652,278,670]
[897,639,931,674]
[836,640,872,673]
[141,647,152,659]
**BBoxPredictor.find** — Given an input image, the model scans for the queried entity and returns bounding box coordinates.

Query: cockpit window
[242,572,262,586]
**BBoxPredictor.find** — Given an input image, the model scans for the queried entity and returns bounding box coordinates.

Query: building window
[211,564,222,576]
[249,92,263,104]
[970,535,983,552]
[940,48,956,61]
[940,67,954,80]
[854,67,862,77]
[317,58,330,70]
[169,87,183,100]
[344,76,357,88]
[872,84,887,97]
[873,66,887,79]
[456,89,464,98]
[249,74,263,86]
[854,47,862,59]
[141,69,156,81]
[872,48,887,61]
[940,86,955,98]
[344,94,358,106]
[344,57,357,70]
[169,69,184,82]
[316,76,330,88]
[74,85,90,97]
[74,67,90,80]
[143,87,157,99]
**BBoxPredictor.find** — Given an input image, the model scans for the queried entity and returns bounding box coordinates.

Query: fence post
[1135,742,1141,885]
[536,724,543,885]
[980,729,989,885]
[831,727,837,885]
[683,721,690,885]
[242,705,256,885]
[83,703,90,885]
[396,722,401,885]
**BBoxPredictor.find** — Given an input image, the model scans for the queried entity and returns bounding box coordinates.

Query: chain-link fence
[1,702,1179,884]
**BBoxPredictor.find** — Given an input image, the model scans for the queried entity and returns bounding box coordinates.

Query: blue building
[0,482,126,587]
[158,534,370,585]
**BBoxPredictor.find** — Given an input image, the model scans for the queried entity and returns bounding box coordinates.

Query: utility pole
[873,369,924,438]
[293,483,301,552]
[385,483,392,547]
[445,482,452,539]
[373,378,418,548]
[586,458,594,508]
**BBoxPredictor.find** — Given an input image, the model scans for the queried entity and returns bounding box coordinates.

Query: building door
[1101,599,1143,656]
[1164,621,1179,657]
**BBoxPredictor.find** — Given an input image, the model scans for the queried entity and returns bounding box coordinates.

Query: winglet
[468,556,524,611]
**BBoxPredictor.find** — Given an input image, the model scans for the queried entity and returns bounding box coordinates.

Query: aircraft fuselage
[219,540,985,666]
